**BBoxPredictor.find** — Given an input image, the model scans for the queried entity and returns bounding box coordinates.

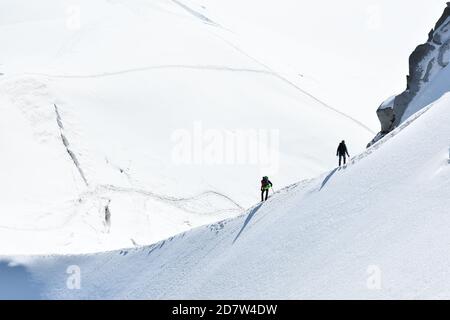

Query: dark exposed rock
[406,43,435,95]
[428,29,435,42]
[438,38,450,67]
[377,107,396,133]
[433,31,442,45]
[422,58,435,82]
[434,3,450,31]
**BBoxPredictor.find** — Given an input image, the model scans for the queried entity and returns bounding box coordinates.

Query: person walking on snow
[261,176,273,202]
[337,140,350,167]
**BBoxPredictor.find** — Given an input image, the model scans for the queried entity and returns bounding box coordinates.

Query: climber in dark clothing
[337,140,350,167]
[261,176,273,202]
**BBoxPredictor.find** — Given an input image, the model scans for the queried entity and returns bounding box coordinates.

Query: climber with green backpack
[261,176,273,202]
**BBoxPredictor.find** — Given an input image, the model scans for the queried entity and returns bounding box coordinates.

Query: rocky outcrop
[376,96,396,134]
[368,3,450,147]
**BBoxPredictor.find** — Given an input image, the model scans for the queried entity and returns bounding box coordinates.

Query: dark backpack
[261,177,271,189]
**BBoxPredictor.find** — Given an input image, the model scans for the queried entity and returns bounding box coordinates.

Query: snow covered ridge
[4,92,450,299]
[369,2,450,146]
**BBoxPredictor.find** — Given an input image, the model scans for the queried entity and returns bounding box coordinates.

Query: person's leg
[339,155,342,166]
[265,189,269,201]
[343,155,347,165]
[261,190,264,202]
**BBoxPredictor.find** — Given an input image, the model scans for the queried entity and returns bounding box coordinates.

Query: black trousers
[261,189,269,202]
[339,154,347,166]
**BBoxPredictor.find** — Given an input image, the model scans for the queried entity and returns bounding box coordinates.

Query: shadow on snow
[233,202,264,243]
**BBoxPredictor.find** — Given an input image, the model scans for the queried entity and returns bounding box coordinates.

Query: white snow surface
[2,0,450,300]
[0,0,379,254]
[3,91,450,299]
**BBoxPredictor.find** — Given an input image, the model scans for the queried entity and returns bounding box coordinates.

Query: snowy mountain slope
[1,0,450,300]
[0,0,376,254]
[201,0,447,129]
[4,90,450,299]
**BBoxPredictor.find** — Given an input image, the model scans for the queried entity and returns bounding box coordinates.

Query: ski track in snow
[28,62,375,134]
[27,65,273,79]
[90,184,245,214]
[207,32,376,135]
[272,72,375,134]
[0,183,244,232]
